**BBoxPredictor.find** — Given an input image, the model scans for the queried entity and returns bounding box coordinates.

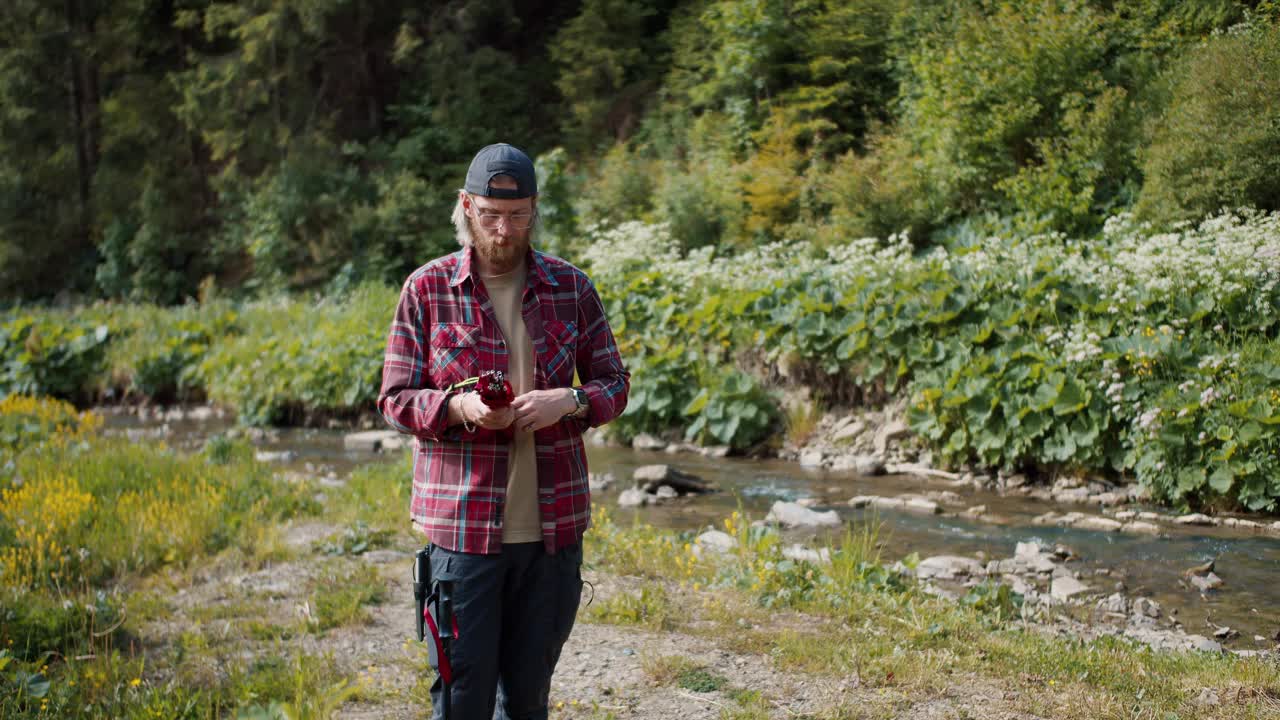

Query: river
[104,410,1280,649]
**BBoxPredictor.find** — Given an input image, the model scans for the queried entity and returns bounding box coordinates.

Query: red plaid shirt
[378,247,629,554]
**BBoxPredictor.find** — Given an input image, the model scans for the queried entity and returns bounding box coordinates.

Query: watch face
[574,388,589,408]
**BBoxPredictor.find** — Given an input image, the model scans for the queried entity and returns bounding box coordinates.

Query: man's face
[463,176,537,274]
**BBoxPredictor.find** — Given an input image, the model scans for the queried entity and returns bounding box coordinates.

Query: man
[378,142,629,720]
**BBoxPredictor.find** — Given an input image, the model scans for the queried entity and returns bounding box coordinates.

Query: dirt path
[150,521,1041,719]
[137,520,1266,720]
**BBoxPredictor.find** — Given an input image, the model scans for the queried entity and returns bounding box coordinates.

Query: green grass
[585,506,1280,719]
[587,584,677,631]
[306,564,387,633]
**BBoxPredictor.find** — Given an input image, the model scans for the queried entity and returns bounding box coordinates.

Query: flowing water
[104,411,1280,648]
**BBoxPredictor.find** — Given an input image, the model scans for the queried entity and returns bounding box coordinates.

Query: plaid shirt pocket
[429,322,480,387]
[541,319,578,385]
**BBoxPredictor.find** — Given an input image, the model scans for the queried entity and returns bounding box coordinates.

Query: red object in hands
[476,370,514,408]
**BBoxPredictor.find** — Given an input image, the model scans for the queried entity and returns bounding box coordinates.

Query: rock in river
[765,501,840,528]
[916,555,985,580]
[633,464,714,494]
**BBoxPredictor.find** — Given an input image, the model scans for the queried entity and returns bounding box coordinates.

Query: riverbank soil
[125,516,1278,720]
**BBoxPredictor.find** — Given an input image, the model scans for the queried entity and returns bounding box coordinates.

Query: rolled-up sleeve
[575,278,629,427]
[377,280,452,440]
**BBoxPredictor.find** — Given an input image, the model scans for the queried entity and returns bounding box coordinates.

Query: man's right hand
[448,392,514,430]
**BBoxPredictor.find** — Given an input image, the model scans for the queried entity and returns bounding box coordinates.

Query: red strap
[423,606,453,684]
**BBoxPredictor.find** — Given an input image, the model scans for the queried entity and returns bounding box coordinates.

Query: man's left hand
[510,389,576,434]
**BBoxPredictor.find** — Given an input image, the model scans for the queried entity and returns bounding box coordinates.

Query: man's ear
[460,191,472,212]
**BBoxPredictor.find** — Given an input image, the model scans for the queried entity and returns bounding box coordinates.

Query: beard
[468,217,531,274]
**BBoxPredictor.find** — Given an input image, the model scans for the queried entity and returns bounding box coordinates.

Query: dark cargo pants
[425,541,583,720]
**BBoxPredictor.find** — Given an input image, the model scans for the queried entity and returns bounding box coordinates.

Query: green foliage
[197,284,393,425]
[588,585,676,630]
[586,210,1280,510]
[550,0,677,147]
[683,370,778,450]
[960,581,1024,622]
[0,316,109,402]
[1137,17,1280,224]
[306,565,386,633]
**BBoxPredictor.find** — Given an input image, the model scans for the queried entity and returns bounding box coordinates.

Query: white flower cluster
[1081,210,1280,315]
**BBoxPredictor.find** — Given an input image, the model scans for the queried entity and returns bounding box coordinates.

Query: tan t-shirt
[477,262,541,544]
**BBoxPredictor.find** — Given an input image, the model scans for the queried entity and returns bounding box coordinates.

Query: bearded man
[378,142,629,720]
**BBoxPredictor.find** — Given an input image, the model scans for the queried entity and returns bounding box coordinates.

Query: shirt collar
[449,246,559,288]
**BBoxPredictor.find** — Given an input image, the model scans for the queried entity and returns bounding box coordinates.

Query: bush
[0,316,110,403]
[1137,18,1280,223]
[583,210,1280,510]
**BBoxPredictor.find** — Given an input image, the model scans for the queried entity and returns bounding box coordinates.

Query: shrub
[1137,18,1280,223]
[0,316,110,403]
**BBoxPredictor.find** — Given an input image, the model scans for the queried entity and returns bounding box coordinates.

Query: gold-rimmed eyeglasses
[469,198,536,230]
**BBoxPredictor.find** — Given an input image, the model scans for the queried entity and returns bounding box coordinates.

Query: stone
[799,449,827,468]
[695,530,737,553]
[1196,688,1221,707]
[1223,518,1261,529]
[1097,593,1129,614]
[1121,521,1161,535]
[1175,513,1218,526]
[343,430,402,452]
[1023,554,1058,574]
[188,406,216,422]
[903,497,941,514]
[1188,635,1223,653]
[829,454,884,475]
[1094,491,1128,506]
[617,488,650,508]
[1114,510,1136,521]
[782,545,831,564]
[851,454,885,476]
[654,485,678,499]
[916,555,985,580]
[1052,487,1093,504]
[1014,541,1045,559]
[700,445,732,458]
[1002,473,1028,489]
[633,465,713,494]
[588,472,615,491]
[1072,516,1123,532]
[832,419,866,443]
[631,433,667,451]
[964,505,987,517]
[1032,511,1062,526]
[254,450,296,463]
[765,501,840,528]
[1050,576,1090,601]
[1190,572,1224,593]
[847,496,874,508]
[1132,597,1162,619]
[873,420,910,455]
[1137,511,1163,522]
[924,490,963,504]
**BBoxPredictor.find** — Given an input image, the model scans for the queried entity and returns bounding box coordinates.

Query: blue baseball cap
[464,143,538,199]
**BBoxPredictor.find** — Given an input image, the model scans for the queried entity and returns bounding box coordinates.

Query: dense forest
[2,0,1278,304]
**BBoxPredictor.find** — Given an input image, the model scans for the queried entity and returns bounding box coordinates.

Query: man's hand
[450,392,515,430]
[510,389,576,434]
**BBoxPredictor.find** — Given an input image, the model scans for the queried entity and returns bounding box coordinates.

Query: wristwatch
[567,387,589,419]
